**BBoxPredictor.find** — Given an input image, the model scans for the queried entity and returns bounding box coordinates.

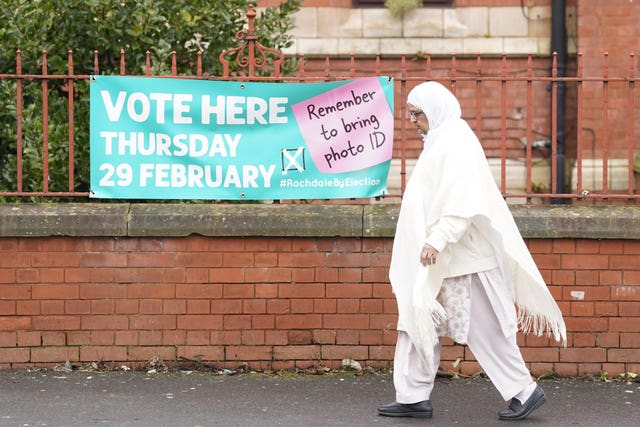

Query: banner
[90,76,394,200]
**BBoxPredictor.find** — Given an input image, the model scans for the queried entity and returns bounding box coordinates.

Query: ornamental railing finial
[219,4,285,78]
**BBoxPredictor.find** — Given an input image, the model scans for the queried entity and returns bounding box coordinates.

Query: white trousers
[393,273,532,403]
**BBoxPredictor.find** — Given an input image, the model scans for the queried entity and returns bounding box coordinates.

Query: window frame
[354,0,454,6]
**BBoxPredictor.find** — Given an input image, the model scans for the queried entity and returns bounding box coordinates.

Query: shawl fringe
[407,266,447,376]
[517,304,567,347]
[409,302,446,376]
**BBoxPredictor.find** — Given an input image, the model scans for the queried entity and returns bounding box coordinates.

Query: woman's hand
[420,243,439,266]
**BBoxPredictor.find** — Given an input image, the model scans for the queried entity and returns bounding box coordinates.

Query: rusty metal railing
[0,6,638,203]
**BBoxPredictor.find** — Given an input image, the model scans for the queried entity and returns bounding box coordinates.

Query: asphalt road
[0,369,638,426]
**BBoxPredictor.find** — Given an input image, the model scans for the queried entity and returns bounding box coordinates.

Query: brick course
[0,235,638,376]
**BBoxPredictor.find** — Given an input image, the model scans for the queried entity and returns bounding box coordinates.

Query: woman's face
[408,103,429,137]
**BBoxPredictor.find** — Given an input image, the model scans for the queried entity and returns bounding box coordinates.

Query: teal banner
[90,76,394,200]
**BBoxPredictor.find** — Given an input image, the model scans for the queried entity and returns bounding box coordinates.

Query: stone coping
[0,203,639,239]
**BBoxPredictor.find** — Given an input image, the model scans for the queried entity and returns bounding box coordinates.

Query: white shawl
[389,82,566,375]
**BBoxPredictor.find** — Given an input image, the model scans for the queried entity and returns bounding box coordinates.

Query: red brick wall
[576,0,639,65]
[575,0,640,159]
[1,236,638,376]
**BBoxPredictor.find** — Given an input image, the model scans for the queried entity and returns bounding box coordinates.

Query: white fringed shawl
[389,82,566,375]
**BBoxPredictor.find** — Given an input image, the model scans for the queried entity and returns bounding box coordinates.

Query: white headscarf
[408,81,461,131]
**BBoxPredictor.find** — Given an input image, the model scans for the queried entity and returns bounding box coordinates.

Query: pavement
[0,369,638,427]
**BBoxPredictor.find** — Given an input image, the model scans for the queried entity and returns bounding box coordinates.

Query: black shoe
[498,385,547,421]
[377,400,433,418]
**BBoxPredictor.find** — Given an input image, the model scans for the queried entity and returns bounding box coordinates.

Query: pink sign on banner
[291,77,394,174]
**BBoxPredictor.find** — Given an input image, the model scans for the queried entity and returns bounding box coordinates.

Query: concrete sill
[1,203,639,240]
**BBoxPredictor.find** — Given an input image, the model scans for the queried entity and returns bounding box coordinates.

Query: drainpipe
[551,0,567,203]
